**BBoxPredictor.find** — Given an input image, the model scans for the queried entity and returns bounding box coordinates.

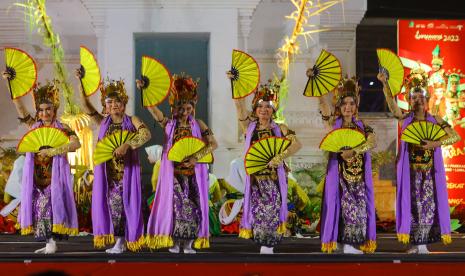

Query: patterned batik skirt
[409,167,440,245]
[32,184,53,241]
[338,176,368,245]
[107,177,126,237]
[172,174,201,240]
[250,177,283,247]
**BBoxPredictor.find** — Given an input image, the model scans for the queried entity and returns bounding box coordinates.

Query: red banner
[398,19,465,205]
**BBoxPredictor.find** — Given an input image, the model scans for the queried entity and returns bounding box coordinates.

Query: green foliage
[15,0,80,115]
[275,77,289,124]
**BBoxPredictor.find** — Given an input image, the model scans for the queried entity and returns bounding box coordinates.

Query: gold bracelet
[193,144,213,160]
[48,144,70,156]
[441,133,461,146]
[126,127,151,149]
[286,134,297,143]
[269,149,289,167]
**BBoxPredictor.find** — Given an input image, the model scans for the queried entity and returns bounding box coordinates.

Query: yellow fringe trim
[277,223,287,235]
[442,234,452,245]
[14,222,21,230]
[145,235,174,250]
[21,226,34,235]
[52,224,79,236]
[397,233,410,244]
[321,242,338,253]
[193,237,210,249]
[126,236,146,252]
[94,234,115,248]
[238,228,253,239]
[360,240,377,253]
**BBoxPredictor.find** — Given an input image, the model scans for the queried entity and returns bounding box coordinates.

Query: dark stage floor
[1,233,465,263]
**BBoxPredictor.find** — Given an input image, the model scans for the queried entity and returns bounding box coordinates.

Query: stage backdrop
[398,19,465,205]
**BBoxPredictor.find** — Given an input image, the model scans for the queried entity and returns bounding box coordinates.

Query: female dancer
[379,68,460,254]
[143,74,217,254]
[77,72,151,253]
[309,68,377,254]
[3,71,80,254]
[229,76,302,254]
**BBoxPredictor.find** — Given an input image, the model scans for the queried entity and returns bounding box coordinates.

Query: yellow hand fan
[244,136,291,175]
[79,46,101,96]
[17,127,69,153]
[93,130,137,165]
[303,49,342,97]
[140,55,171,107]
[401,121,447,145]
[168,136,213,163]
[319,128,366,152]
[4,47,37,99]
[377,48,404,96]
[230,49,260,99]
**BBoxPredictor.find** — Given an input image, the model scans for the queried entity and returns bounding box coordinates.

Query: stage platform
[1,234,465,275]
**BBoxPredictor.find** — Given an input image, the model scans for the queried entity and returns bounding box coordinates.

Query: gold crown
[431,44,444,66]
[169,73,199,107]
[446,68,464,82]
[32,80,60,110]
[252,78,280,110]
[99,79,128,107]
[404,66,429,99]
[336,76,360,103]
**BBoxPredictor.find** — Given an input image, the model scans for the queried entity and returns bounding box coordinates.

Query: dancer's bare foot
[260,246,274,254]
[407,245,430,254]
[168,241,180,253]
[35,238,57,254]
[343,244,363,254]
[105,237,125,254]
[183,240,196,254]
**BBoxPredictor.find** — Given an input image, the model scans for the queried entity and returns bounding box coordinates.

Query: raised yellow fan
[4,47,37,99]
[168,136,213,163]
[17,127,69,153]
[230,49,260,99]
[401,121,447,145]
[377,48,404,96]
[319,128,366,153]
[140,55,171,107]
[244,136,291,175]
[79,46,101,96]
[93,130,137,165]
[303,49,342,97]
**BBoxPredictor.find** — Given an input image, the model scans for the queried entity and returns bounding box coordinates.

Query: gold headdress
[251,79,280,111]
[446,68,464,93]
[335,76,360,105]
[446,68,464,82]
[32,80,60,110]
[404,66,429,100]
[431,44,444,67]
[99,79,128,107]
[169,73,199,107]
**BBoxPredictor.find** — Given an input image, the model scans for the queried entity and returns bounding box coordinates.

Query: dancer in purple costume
[3,71,80,254]
[141,74,217,254]
[227,74,302,254]
[77,71,151,254]
[308,69,377,254]
[378,67,460,254]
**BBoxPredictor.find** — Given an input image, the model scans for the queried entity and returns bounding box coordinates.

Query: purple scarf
[20,120,78,236]
[239,121,288,235]
[320,117,376,253]
[146,116,210,249]
[396,113,451,243]
[92,115,144,251]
